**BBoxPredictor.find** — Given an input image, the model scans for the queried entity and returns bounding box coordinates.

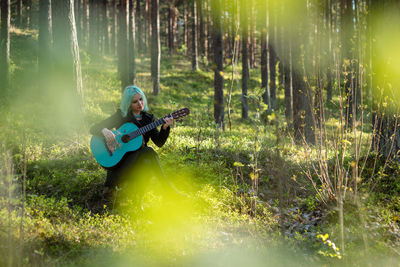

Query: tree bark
[89,0,99,57]
[268,0,277,111]
[289,0,315,145]
[261,0,269,106]
[26,0,32,28]
[168,2,177,55]
[151,0,160,94]
[39,0,52,92]
[191,0,198,70]
[111,0,117,55]
[102,0,109,55]
[69,0,84,107]
[16,0,23,27]
[211,0,224,126]
[241,0,249,119]
[118,0,129,90]
[198,0,205,59]
[136,0,143,54]
[128,0,136,84]
[0,0,10,99]
[52,0,84,113]
[341,0,355,129]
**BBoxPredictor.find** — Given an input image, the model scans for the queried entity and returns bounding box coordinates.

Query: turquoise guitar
[90,108,190,168]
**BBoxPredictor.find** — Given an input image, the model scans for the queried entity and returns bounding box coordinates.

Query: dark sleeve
[147,114,170,148]
[89,110,124,136]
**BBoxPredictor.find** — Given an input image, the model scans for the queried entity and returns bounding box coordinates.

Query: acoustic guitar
[90,108,190,167]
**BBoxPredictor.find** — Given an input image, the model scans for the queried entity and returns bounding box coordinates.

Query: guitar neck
[128,118,166,140]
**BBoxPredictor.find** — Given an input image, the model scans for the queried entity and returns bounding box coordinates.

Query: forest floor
[0,29,400,266]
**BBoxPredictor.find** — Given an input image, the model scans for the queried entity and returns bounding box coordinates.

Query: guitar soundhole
[121,135,130,143]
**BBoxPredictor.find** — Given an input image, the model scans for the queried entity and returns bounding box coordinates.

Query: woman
[90,85,175,197]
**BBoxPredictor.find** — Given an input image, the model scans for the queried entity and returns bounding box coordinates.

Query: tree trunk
[268,0,277,111]
[198,0,205,59]
[289,0,315,145]
[69,0,84,107]
[211,0,224,126]
[74,0,81,47]
[128,0,136,84]
[241,0,249,119]
[341,0,355,129]
[191,0,198,70]
[261,0,269,106]
[151,0,160,94]
[145,0,151,54]
[136,0,143,54]
[168,3,176,55]
[89,0,98,57]
[249,0,256,69]
[39,0,52,92]
[0,0,10,100]
[102,0,109,55]
[118,0,129,90]
[16,0,23,27]
[183,0,188,56]
[52,0,84,114]
[111,0,117,55]
[26,0,32,28]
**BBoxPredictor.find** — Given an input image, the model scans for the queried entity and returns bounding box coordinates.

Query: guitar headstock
[171,108,190,120]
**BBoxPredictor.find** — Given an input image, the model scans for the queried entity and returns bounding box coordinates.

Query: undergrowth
[0,29,399,266]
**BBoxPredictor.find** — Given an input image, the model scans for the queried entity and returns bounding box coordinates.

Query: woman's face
[131,92,144,115]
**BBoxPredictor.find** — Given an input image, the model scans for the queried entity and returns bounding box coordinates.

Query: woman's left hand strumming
[163,116,173,130]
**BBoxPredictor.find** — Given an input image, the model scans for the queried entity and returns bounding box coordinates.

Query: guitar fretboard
[127,118,166,140]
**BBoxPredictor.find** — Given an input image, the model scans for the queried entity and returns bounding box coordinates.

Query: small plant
[316,233,342,259]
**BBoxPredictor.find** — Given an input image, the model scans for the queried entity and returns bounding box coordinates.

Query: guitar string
[125,111,186,140]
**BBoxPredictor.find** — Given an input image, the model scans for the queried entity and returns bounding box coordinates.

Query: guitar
[90,108,190,168]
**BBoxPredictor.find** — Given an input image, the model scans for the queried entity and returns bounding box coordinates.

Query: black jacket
[89,109,170,148]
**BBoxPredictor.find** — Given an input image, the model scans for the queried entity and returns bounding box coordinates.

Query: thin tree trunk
[183,0,188,55]
[261,0,269,106]
[16,0,23,27]
[198,0,205,59]
[146,0,151,54]
[168,3,176,55]
[39,0,52,93]
[69,0,84,108]
[241,0,249,119]
[89,0,98,57]
[26,0,32,28]
[249,0,256,69]
[128,0,136,84]
[268,0,277,111]
[136,0,143,54]
[341,0,355,129]
[192,0,198,70]
[151,0,160,94]
[118,0,129,90]
[102,0,109,55]
[211,0,224,127]
[111,0,117,55]
[0,0,10,100]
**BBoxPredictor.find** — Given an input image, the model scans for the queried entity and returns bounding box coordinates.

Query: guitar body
[90,123,143,168]
[90,108,190,168]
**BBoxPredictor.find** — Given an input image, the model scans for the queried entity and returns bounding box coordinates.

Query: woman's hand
[163,116,173,130]
[101,128,117,152]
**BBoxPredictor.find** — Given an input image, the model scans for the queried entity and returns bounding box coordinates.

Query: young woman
[90,85,176,196]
